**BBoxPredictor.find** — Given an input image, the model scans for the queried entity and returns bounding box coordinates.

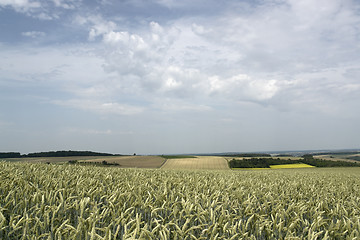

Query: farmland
[1,154,230,170]
[161,156,229,170]
[1,161,360,239]
[269,163,315,169]
[2,151,359,170]
[1,155,166,168]
[78,155,166,168]
[314,152,360,163]
[228,156,360,169]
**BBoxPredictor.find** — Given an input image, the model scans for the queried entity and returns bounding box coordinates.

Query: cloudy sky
[1,0,359,155]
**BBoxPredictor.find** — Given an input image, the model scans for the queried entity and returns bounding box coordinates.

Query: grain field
[161,156,229,170]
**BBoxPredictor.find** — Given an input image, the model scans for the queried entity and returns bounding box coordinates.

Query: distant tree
[0,152,21,158]
[302,154,314,159]
[224,153,271,157]
[24,150,115,157]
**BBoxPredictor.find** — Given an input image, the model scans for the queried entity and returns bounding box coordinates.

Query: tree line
[0,151,120,158]
[223,153,272,158]
[229,155,360,168]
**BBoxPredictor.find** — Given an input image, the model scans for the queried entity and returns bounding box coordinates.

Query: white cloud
[63,128,115,135]
[74,2,358,114]
[21,31,46,38]
[36,12,55,20]
[103,31,130,44]
[82,129,113,135]
[193,0,360,73]
[54,99,144,115]
[191,23,209,35]
[0,45,105,84]
[0,0,41,12]
[89,21,117,41]
[153,98,211,112]
[207,74,279,102]
[52,0,76,9]
[2,0,360,153]
[3,0,360,116]
[0,0,81,19]
[75,15,117,41]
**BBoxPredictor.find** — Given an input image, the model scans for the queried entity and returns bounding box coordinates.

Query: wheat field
[1,162,360,239]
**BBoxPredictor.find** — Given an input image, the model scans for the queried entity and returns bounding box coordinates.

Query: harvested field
[161,156,229,170]
[82,155,166,168]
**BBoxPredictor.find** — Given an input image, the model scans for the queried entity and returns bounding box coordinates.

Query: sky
[1,0,360,155]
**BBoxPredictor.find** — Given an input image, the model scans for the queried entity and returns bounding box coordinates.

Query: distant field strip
[161,156,229,170]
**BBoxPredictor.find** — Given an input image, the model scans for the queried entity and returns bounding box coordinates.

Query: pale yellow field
[161,156,229,170]
[270,163,315,169]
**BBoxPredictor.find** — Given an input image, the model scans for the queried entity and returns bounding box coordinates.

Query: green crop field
[1,161,360,239]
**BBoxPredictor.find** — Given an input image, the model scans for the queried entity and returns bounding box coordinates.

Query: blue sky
[1,0,360,155]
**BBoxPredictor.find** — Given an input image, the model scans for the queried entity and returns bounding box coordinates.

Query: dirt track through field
[161,156,230,170]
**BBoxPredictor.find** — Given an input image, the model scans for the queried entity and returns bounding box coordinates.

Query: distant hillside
[0,151,121,158]
[197,152,272,157]
[312,151,360,156]
[216,149,360,157]
[220,153,272,157]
